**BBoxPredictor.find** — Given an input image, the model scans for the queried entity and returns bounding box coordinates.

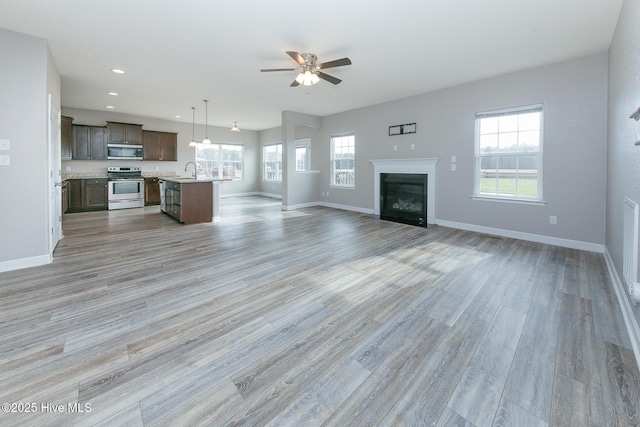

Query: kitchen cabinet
[162,179,212,224]
[72,125,107,160]
[61,181,68,214]
[142,130,178,161]
[106,122,143,145]
[66,178,108,212]
[61,116,73,160]
[144,177,161,205]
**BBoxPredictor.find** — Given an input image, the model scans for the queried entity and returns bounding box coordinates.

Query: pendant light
[202,99,211,144]
[231,121,240,132]
[188,106,197,147]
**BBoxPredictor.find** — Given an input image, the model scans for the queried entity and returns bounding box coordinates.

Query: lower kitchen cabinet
[62,181,68,214]
[162,180,212,224]
[144,177,161,205]
[66,179,108,213]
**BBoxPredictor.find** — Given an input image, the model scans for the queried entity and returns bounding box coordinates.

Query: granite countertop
[62,172,178,180]
[161,177,229,183]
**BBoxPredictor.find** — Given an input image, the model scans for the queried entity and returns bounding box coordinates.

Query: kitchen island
[160,178,213,224]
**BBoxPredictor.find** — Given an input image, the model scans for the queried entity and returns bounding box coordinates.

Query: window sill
[330,185,356,190]
[471,195,546,206]
[295,170,320,174]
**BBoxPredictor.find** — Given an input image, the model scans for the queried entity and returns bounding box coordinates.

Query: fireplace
[380,173,427,227]
[370,158,439,226]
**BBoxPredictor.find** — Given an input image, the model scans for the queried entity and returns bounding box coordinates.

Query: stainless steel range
[107,166,145,210]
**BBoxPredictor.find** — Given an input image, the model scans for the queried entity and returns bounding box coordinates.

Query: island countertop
[160,177,230,184]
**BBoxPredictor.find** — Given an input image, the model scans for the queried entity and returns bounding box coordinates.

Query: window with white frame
[195,143,243,180]
[263,143,282,181]
[475,104,543,200]
[295,139,311,171]
[331,133,355,187]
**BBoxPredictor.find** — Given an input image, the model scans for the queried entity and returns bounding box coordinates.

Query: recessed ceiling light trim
[106,105,115,109]
[108,92,118,96]
[111,69,125,74]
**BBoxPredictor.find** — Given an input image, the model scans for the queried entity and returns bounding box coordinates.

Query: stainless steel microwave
[107,144,143,160]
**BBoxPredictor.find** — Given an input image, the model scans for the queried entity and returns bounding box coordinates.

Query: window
[295,139,311,171]
[331,133,355,187]
[263,143,282,181]
[475,105,543,201]
[195,143,243,180]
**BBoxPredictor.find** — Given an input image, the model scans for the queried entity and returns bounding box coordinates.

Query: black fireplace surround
[380,173,428,227]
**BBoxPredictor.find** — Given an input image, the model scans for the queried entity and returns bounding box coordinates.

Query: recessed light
[106,105,115,109]
[111,69,125,74]
[108,92,118,96]
[175,115,181,118]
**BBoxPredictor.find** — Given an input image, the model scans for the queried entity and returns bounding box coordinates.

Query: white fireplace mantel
[370,158,439,224]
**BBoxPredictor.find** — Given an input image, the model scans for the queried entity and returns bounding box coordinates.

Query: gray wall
[0,29,58,269]
[315,53,608,246]
[61,108,260,196]
[607,0,640,324]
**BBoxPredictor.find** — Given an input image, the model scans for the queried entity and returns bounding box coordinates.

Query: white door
[49,95,63,254]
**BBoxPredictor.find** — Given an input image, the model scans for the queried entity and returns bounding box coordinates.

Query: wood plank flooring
[1,196,639,426]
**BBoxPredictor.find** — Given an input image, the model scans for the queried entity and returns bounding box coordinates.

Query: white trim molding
[603,248,640,371]
[0,254,52,273]
[436,219,605,253]
[370,158,439,224]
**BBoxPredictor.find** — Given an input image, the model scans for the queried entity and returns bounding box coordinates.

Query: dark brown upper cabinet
[142,130,178,161]
[106,122,143,145]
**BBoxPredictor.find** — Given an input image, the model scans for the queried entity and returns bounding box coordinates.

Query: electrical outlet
[550,216,557,225]
[0,139,9,150]
[155,166,159,171]
[0,154,9,166]
[451,155,456,163]
[451,164,456,171]
[410,144,415,150]
[65,166,71,172]
[393,145,397,151]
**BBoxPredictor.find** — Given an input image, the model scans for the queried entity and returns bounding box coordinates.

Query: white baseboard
[257,192,282,199]
[282,202,320,211]
[317,202,374,215]
[220,192,261,199]
[0,254,52,273]
[603,248,640,370]
[435,219,605,253]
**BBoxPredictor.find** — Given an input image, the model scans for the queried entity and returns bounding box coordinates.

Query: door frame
[48,94,62,256]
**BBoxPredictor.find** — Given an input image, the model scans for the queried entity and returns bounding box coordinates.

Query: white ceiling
[0,0,624,131]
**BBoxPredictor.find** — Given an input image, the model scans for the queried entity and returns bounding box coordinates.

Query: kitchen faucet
[184,162,197,178]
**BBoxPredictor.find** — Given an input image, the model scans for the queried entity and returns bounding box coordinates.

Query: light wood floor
[1,196,639,426]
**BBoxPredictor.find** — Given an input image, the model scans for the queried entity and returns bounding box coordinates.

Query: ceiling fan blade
[317,57,352,69]
[290,80,300,87]
[317,71,342,85]
[260,68,297,72]
[286,51,306,66]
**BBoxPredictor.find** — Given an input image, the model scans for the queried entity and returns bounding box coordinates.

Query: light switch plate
[0,154,10,166]
[451,164,457,171]
[451,155,456,163]
[0,139,9,150]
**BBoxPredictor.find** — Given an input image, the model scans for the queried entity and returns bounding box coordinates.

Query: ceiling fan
[260,51,352,87]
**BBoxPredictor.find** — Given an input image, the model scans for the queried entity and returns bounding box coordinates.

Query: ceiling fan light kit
[261,51,352,87]
[231,122,241,132]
